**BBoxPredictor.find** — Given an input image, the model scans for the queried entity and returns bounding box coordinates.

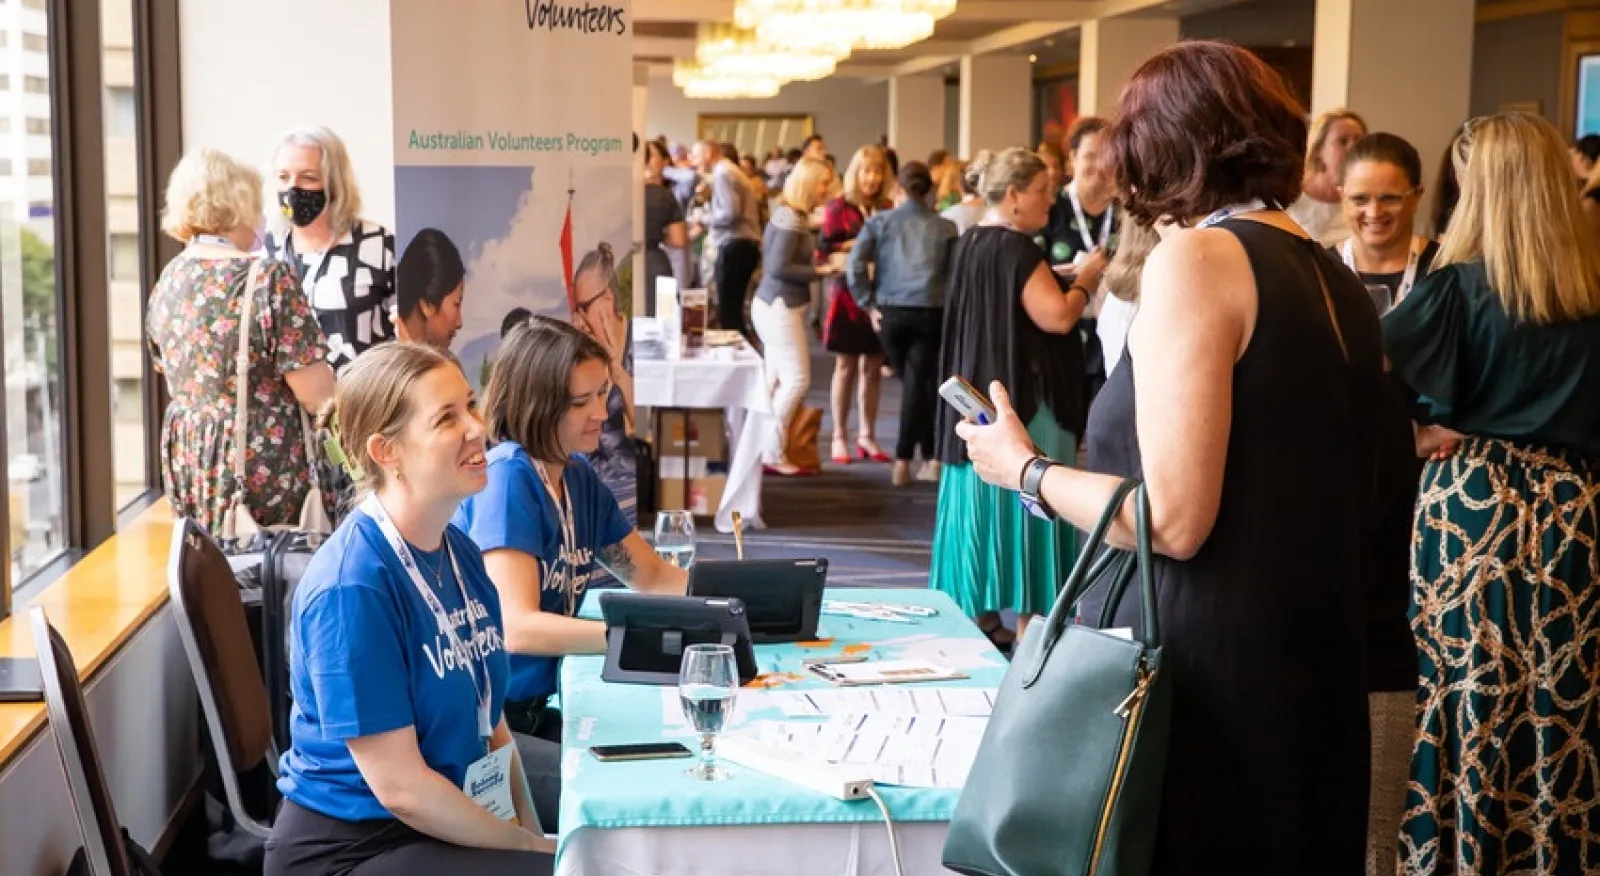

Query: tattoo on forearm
[599,543,637,586]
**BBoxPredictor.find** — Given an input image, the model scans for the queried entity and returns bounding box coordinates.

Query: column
[1077,16,1179,119]
[1312,0,1475,228]
[889,74,947,164]
[959,53,1032,157]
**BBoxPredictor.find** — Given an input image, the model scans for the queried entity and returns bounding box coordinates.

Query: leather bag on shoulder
[218,261,331,541]
[943,479,1171,876]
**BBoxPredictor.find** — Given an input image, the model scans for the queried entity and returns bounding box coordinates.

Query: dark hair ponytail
[396,228,465,319]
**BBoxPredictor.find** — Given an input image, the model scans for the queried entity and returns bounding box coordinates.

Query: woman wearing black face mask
[263,125,397,374]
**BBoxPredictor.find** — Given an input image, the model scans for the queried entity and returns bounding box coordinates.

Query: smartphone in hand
[939,376,998,425]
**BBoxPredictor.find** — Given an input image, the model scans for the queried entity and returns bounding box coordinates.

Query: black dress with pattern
[1083,220,1390,874]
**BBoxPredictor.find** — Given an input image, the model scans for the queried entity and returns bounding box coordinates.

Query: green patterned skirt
[929,407,1077,618]
[1402,437,1600,876]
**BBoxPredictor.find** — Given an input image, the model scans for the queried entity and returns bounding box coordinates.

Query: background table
[555,588,1005,876]
[635,349,769,534]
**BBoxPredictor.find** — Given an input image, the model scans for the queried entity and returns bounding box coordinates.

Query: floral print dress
[147,255,328,535]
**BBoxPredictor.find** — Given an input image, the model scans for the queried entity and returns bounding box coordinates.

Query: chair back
[29,606,132,876]
[167,518,276,838]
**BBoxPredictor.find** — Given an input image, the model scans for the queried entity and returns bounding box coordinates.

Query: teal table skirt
[557,587,1006,840]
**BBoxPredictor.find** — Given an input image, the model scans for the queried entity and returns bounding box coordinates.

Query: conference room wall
[1470,11,1563,126]
[646,77,891,160]
[177,0,397,227]
[0,606,199,876]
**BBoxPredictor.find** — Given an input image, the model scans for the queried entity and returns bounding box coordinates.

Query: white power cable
[865,785,906,876]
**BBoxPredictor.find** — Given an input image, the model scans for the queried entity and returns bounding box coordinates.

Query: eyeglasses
[1343,190,1419,210]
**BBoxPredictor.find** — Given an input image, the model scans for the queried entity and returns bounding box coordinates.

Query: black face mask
[279,187,328,227]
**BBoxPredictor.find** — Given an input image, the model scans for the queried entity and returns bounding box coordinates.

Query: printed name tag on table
[464,743,516,820]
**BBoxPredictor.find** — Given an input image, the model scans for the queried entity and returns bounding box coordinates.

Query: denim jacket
[847,198,958,309]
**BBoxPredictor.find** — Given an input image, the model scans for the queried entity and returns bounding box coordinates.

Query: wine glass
[654,510,696,570]
[679,643,738,781]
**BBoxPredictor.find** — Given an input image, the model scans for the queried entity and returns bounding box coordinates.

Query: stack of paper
[728,714,988,789]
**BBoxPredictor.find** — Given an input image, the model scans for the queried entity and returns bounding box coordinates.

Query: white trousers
[750,296,810,466]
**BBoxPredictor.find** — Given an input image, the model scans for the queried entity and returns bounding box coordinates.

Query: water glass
[654,510,696,570]
[1365,284,1394,316]
[679,643,738,781]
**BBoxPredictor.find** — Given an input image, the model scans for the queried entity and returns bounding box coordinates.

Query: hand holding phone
[939,376,998,425]
[590,742,694,762]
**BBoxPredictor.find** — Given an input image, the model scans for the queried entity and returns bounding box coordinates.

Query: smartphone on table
[589,742,694,762]
[939,376,998,425]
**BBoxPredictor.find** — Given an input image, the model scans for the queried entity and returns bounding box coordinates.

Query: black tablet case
[599,592,759,685]
[687,558,827,644]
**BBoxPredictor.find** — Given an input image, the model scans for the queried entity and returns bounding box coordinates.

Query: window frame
[0,0,177,617]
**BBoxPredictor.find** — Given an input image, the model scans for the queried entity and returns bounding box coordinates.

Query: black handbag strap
[1024,479,1155,687]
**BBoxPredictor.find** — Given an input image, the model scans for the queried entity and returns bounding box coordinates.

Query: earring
[394,468,404,483]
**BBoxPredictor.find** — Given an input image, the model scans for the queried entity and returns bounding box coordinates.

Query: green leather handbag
[943,479,1171,876]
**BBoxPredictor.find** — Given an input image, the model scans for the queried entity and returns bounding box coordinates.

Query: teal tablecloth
[556,587,1005,840]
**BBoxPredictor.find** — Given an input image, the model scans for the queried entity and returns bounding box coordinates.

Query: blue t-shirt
[276,511,510,823]
[454,442,632,702]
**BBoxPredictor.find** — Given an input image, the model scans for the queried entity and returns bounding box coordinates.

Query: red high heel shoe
[831,438,852,465]
[857,442,893,463]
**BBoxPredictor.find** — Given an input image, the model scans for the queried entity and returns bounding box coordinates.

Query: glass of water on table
[679,643,738,781]
[654,510,696,569]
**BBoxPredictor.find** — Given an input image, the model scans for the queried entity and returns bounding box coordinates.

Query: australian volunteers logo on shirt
[422,597,505,680]
[541,542,596,611]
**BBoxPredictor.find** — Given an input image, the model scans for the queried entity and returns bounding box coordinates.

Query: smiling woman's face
[1341,159,1419,251]
[558,357,612,457]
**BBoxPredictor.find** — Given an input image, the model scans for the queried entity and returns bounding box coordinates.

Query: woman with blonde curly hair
[147,148,334,535]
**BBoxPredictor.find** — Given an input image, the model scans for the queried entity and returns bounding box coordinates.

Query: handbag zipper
[1088,661,1154,876]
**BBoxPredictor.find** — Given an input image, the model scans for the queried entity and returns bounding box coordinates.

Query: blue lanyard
[1196,199,1268,230]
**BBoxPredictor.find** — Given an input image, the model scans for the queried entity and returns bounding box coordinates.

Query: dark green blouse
[1383,260,1600,454]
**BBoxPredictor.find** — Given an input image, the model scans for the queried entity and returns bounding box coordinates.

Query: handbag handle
[1023,479,1156,687]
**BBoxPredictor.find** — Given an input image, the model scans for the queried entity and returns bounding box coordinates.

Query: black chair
[166,518,278,840]
[30,605,133,876]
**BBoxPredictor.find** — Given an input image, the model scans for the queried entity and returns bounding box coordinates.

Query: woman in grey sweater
[751,155,834,476]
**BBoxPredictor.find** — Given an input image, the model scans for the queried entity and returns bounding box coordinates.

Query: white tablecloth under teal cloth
[554,588,1005,876]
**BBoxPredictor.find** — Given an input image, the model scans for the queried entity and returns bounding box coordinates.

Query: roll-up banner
[390,0,639,528]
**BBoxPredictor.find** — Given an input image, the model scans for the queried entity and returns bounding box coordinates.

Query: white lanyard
[1342,236,1425,304]
[191,233,240,251]
[532,460,580,617]
[1067,180,1113,253]
[1196,199,1269,230]
[358,494,493,748]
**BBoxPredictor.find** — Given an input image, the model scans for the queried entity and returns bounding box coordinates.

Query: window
[0,32,11,49]
[0,119,12,135]
[21,32,44,53]
[3,6,64,586]
[108,234,136,281]
[103,2,148,511]
[25,117,46,135]
[0,75,11,91]
[0,159,13,175]
[106,87,134,138]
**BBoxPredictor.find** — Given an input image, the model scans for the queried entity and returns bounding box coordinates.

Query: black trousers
[878,306,943,462]
[265,799,553,876]
[715,237,762,339]
[506,697,563,834]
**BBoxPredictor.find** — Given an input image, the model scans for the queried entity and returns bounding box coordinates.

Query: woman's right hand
[1075,248,1110,292]
[1416,424,1464,461]
[519,829,555,853]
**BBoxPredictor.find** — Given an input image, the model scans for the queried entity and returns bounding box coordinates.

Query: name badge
[463,743,516,821]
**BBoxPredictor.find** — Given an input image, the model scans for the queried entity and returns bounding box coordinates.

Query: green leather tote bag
[943,479,1171,876]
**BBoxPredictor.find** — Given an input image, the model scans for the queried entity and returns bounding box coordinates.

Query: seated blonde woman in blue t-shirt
[455,316,688,745]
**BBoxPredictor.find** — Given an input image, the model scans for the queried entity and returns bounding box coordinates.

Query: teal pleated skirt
[930,407,1078,618]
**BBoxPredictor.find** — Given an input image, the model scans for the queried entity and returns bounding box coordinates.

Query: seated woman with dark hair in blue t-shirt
[455,316,688,743]
[268,343,552,876]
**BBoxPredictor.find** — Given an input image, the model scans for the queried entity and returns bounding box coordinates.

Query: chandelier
[735,0,954,53]
[672,60,782,99]
[696,23,840,82]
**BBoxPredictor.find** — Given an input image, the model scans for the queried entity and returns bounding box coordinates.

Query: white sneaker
[890,461,912,487]
[915,460,941,483]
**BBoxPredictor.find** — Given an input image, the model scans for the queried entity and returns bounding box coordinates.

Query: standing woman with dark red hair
[955,41,1407,873]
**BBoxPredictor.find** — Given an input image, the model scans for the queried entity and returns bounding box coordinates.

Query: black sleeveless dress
[1083,220,1393,873]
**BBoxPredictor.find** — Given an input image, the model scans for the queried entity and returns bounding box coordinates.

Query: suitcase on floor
[226,530,322,752]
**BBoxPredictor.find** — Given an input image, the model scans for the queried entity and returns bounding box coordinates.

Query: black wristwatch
[1019,456,1059,520]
